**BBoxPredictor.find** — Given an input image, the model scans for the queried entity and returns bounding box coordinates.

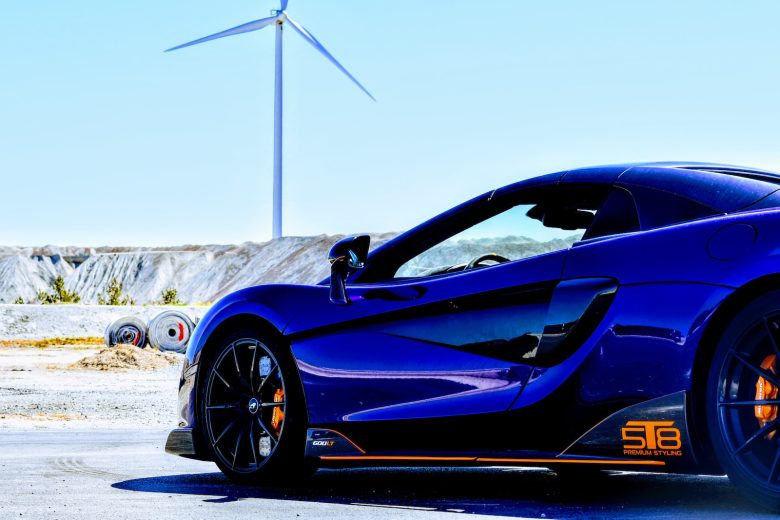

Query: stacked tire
[104,310,196,354]
[147,310,195,353]
[104,317,147,348]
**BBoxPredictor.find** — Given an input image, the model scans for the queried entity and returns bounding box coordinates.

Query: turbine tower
[167,0,374,239]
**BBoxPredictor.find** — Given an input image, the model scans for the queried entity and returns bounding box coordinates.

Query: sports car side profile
[166,162,780,510]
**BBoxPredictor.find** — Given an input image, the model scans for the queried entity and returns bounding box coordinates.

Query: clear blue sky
[2,1,780,246]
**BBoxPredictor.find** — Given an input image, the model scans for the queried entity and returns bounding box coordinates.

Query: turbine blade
[285,16,375,101]
[281,0,289,10]
[165,15,278,52]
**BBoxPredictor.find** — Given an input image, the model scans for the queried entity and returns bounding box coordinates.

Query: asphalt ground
[0,429,775,519]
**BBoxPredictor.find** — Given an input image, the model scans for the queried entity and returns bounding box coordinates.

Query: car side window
[394,202,590,279]
[627,185,719,230]
[583,187,640,240]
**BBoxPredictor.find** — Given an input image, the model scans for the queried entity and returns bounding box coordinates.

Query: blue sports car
[167,162,780,510]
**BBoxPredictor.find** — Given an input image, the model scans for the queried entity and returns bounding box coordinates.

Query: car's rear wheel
[706,290,780,511]
[197,329,310,484]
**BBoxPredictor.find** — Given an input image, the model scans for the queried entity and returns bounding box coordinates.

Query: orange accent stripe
[477,457,665,466]
[321,429,367,454]
[319,455,665,466]
[320,456,475,461]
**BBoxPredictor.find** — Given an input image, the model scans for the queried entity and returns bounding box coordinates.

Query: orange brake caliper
[755,354,778,439]
[271,388,285,436]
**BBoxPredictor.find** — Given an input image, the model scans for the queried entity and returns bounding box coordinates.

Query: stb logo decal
[621,420,682,457]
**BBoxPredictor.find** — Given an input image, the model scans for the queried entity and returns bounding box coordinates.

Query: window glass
[584,188,640,239]
[395,204,585,278]
[628,186,718,230]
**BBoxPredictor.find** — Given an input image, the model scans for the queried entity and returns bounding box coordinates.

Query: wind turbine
[166,1,374,239]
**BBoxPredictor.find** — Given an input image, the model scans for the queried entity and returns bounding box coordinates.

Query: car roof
[362,161,780,279]
[497,161,780,213]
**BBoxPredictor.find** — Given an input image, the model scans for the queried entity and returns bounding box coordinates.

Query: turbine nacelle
[271,0,289,16]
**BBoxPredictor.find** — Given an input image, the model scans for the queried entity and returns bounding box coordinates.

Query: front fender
[177,284,326,443]
[185,286,294,365]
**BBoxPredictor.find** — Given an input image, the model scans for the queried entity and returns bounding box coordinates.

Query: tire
[105,316,147,348]
[706,289,780,511]
[196,328,311,484]
[148,310,195,353]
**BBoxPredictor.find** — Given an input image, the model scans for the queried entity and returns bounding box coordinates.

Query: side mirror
[328,235,370,305]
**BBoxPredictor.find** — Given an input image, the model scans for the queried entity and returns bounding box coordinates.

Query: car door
[290,185,604,427]
[292,249,566,425]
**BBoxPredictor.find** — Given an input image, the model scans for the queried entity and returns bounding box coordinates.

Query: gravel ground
[0,430,773,519]
[0,344,776,518]
[0,344,182,429]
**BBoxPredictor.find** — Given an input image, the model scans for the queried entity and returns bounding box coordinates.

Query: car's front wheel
[706,290,780,511]
[197,329,310,483]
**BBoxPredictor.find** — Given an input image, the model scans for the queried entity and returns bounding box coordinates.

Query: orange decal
[326,429,367,454]
[320,455,475,462]
[319,455,665,466]
[477,457,665,466]
[621,420,682,456]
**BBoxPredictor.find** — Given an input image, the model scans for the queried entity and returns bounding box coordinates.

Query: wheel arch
[192,313,310,458]
[197,313,283,369]
[690,273,780,473]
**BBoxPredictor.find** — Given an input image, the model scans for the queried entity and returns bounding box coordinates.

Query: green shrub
[38,276,81,304]
[97,277,135,306]
[13,297,24,304]
[158,287,183,305]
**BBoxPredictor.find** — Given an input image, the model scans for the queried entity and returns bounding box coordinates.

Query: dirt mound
[67,344,181,371]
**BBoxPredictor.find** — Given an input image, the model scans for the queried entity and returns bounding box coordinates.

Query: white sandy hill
[0,233,579,306]
[0,234,397,305]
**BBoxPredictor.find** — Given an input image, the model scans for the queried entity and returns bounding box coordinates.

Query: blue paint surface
[178,162,780,463]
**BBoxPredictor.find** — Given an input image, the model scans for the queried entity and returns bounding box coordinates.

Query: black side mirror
[328,235,370,305]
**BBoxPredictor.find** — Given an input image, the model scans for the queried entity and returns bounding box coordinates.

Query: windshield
[395,204,582,278]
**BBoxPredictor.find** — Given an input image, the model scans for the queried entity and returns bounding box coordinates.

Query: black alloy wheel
[707,290,780,511]
[198,330,309,483]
